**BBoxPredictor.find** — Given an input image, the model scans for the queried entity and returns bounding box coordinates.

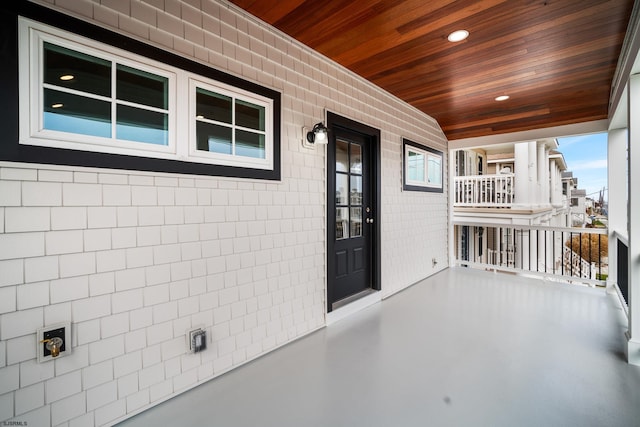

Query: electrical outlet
[37,322,71,363]
[187,328,207,353]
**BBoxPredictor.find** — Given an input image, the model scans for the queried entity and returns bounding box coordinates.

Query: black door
[327,116,379,312]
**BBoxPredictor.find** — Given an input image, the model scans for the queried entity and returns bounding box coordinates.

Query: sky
[557,132,608,203]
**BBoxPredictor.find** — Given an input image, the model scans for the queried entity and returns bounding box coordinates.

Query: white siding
[0,0,449,425]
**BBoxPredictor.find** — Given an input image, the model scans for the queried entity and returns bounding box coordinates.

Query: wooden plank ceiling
[228,0,634,140]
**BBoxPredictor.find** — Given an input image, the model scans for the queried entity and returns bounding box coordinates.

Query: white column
[627,74,640,366]
[608,128,627,290]
[550,162,559,206]
[537,142,547,206]
[514,142,533,207]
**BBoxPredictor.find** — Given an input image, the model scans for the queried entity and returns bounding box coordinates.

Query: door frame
[326,111,381,313]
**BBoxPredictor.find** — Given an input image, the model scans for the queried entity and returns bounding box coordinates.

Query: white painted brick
[69,413,94,427]
[15,382,44,416]
[0,391,13,422]
[204,206,225,222]
[130,307,153,330]
[191,259,206,278]
[72,295,111,323]
[51,207,87,230]
[94,399,126,427]
[74,172,98,183]
[178,296,199,317]
[139,362,165,388]
[189,276,206,296]
[131,186,158,206]
[139,207,164,226]
[118,372,139,397]
[164,206,184,224]
[76,320,101,346]
[112,228,137,249]
[160,336,184,361]
[86,380,117,412]
[0,341,5,368]
[169,280,189,301]
[181,241,203,261]
[84,228,111,252]
[171,317,191,340]
[22,181,62,206]
[178,224,199,242]
[125,328,147,353]
[89,272,115,296]
[157,186,175,205]
[99,173,128,185]
[153,244,181,265]
[117,207,138,227]
[63,183,102,206]
[45,230,83,255]
[129,175,154,186]
[175,187,197,205]
[83,359,113,389]
[103,184,131,206]
[24,256,58,283]
[20,358,54,387]
[184,207,204,224]
[161,226,178,244]
[152,301,177,324]
[89,335,125,365]
[38,169,73,182]
[0,181,21,205]
[149,378,173,402]
[144,283,170,306]
[9,405,50,427]
[197,188,211,205]
[127,389,150,413]
[1,168,37,181]
[17,281,49,310]
[126,247,154,268]
[88,207,117,229]
[50,276,89,303]
[113,351,142,378]
[146,321,173,346]
[142,345,161,369]
[170,261,191,281]
[146,264,171,286]
[59,252,96,278]
[94,3,119,28]
[164,357,180,378]
[44,301,71,326]
[0,208,3,233]
[0,364,19,395]
[51,391,86,425]
[101,312,130,338]
[0,307,42,340]
[0,259,23,287]
[137,226,161,247]
[112,289,143,314]
[45,370,81,403]
[55,344,89,375]
[115,267,146,292]
[5,207,50,232]
[55,0,93,18]
[96,249,126,273]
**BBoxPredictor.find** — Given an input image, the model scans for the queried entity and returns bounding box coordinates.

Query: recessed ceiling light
[51,103,64,108]
[447,30,469,43]
[59,74,74,81]
[495,95,510,101]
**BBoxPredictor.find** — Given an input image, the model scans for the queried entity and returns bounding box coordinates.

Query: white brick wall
[0,0,448,425]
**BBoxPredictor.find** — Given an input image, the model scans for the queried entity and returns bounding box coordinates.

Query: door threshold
[327,289,381,325]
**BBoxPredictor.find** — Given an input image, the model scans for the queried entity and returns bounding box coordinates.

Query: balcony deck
[117,268,640,427]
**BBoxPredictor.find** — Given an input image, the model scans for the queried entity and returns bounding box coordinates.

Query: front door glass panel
[335,139,364,241]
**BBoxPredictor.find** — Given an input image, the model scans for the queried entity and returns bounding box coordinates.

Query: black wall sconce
[306,122,328,144]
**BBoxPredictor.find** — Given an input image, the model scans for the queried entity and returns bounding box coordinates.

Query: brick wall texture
[0,0,449,425]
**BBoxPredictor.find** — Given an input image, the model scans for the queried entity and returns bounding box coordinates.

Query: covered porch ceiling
[228,0,634,141]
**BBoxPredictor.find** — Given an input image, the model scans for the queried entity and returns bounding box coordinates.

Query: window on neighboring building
[16,16,280,179]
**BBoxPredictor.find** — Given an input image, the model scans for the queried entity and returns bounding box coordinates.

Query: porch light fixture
[447,30,469,42]
[306,122,328,144]
[495,95,510,101]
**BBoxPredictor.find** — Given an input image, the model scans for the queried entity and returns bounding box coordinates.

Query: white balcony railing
[454,223,608,286]
[454,174,515,207]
